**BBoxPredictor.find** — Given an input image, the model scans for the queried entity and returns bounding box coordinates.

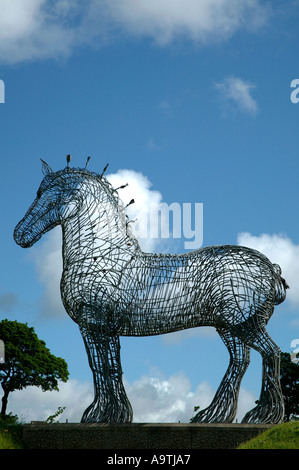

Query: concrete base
[23,422,274,449]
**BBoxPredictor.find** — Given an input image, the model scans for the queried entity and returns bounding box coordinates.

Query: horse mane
[64,165,142,253]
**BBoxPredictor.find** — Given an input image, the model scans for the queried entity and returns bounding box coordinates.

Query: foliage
[238,421,299,449]
[280,352,299,421]
[46,406,66,423]
[0,412,19,426]
[0,319,69,417]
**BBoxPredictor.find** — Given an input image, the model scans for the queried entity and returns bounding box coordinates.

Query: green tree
[0,319,69,417]
[280,352,299,421]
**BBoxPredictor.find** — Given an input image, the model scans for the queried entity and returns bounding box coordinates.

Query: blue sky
[0,0,299,423]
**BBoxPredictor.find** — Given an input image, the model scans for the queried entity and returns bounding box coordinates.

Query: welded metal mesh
[14,158,288,424]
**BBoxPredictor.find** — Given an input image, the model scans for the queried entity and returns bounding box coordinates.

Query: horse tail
[273,263,289,305]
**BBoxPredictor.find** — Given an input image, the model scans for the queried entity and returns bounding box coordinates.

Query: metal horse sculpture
[14,157,288,424]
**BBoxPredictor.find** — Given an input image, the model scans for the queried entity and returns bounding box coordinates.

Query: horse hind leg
[241,327,284,424]
[191,328,250,423]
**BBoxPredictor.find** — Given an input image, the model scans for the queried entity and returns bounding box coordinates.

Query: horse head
[13,157,86,248]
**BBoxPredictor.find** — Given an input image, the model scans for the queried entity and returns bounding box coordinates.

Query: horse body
[63,246,282,336]
[14,161,288,424]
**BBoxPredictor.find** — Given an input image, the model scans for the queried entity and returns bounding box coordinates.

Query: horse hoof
[241,404,283,424]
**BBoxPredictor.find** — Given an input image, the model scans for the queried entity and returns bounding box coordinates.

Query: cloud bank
[0,0,270,64]
[7,371,256,423]
[106,169,167,253]
[102,0,269,46]
[0,0,78,64]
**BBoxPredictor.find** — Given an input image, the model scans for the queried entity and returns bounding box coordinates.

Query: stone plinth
[23,422,274,449]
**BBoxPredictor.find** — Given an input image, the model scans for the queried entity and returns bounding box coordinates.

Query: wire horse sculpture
[14,156,289,424]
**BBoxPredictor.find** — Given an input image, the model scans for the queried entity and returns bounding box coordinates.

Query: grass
[0,415,24,449]
[238,421,299,449]
[0,427,23,449]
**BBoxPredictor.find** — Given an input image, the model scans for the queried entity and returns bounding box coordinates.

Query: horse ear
[40,158,53,176]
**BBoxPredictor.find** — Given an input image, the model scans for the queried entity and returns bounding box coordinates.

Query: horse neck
[61,178,138,268]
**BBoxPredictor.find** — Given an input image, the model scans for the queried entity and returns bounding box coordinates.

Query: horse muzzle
[13,222,41,248]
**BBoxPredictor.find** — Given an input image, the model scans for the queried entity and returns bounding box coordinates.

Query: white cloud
[30,227,64,318]
[0,0,43,41]
[215,76,258,115]
[107,169,173,253]
[125,372,214,423]
[237,232,299,307]
[5,371,256,423]
[0,0,270,64]
[102,0,269,46]
[0,0,78,63]
[7,378,93,423]
[107,169,163,252]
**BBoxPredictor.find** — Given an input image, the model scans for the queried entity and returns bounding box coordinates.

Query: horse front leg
[191,328,250,423]
[79,317,133,423]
